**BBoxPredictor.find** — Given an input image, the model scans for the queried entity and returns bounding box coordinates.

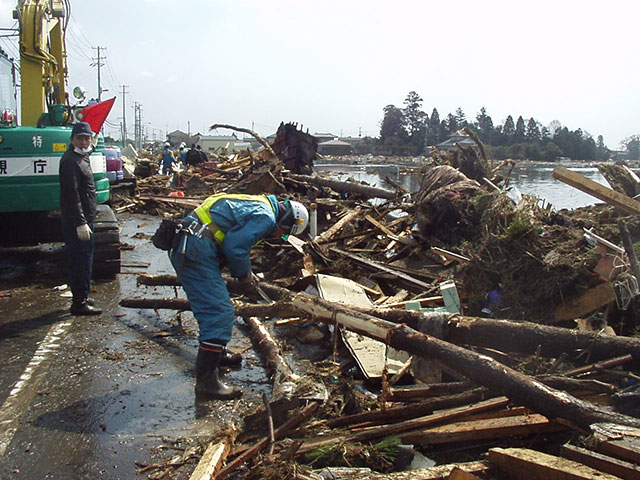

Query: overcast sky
[0,0,638,148]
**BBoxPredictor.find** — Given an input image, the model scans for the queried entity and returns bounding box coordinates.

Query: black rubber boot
[195,342,242,400]
[219,346,242,368]
[70,300,102,316]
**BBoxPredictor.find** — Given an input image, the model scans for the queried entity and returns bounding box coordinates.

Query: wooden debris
[553,165,640,215]
[488,447,622,480]
[402,413,565,446]
[561,444,640,480]
[554,282,616,322]
[292,291,640,430]
[189,429,237,480]
[213,402,319,480]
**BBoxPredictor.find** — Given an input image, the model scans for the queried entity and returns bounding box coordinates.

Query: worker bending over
[169,193,309,399]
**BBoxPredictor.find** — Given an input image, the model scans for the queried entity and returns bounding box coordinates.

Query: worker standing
[197,144,208,164]
[178,144,187,166]
[169,194,309,399]
[159,142,175,175]
[59,122,102,316]
[185,143,202,169]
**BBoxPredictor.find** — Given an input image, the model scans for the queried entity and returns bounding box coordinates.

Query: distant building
[167,129,190,147]
[339,136,364,147]
[312,132,338,144]
[197,134,239,154]
[318,139,354,156]
[435,133,477,152]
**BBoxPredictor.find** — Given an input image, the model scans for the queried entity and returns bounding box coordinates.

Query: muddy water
[316,161,608,210]
[0,213,272,479]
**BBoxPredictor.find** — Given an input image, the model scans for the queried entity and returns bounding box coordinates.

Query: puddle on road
[0,212,273,479]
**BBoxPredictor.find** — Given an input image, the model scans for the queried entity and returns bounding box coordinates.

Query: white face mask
[74,146,93,155]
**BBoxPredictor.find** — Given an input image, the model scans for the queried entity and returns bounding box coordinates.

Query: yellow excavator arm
[14,0,68,126]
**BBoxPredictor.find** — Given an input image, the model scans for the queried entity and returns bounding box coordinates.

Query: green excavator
[0,0,120,279]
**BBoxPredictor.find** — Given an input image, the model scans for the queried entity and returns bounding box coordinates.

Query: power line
[68,16,94,50]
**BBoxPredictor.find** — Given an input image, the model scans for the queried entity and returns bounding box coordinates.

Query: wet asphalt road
[0,213,271,479]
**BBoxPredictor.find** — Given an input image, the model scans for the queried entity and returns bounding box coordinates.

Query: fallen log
[119,297,297,319]
[132,276,640,363]
[289,173,397,200]
[292,292,640,430]
[241,315,299,402]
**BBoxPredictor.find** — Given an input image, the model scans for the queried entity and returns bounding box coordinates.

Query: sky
[0,0,638,149]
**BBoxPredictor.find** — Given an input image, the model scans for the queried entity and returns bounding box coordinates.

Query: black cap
[71,122,94,137]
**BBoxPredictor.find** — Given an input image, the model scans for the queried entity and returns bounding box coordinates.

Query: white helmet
[164,142,170,147]
[288,200,309,236]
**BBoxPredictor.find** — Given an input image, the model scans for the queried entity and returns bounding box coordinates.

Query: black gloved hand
[237,274,258,296]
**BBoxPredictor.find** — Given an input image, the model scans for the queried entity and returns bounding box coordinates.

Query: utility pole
[133,102,143,150]
[120,85,129,147]
[91,46,107,101]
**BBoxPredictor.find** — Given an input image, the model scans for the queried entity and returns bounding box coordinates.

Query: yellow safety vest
[193,193,273,246]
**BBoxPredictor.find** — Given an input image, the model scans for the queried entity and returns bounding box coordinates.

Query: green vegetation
[374,91,638,161]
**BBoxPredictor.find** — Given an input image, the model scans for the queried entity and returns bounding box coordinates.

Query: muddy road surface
[0,213,271,479]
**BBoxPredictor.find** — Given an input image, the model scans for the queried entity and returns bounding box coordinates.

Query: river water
[316,161,609,211]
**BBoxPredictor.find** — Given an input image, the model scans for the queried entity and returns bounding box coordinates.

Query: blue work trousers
[62,217,94,304]
[169,233,235,343]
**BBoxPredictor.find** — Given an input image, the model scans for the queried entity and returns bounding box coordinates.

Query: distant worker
[59,122,102,316]
[159,142,175,175]
[185,143,203,169]
[169,194,309,399]
[179,144,187,166]
[197,144,208,164]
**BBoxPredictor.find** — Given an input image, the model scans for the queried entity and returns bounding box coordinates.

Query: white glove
[76,224,92,241]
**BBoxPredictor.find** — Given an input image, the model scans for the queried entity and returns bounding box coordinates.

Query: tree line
[371,91,637,161]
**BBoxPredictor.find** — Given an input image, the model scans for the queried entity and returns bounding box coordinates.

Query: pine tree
[514,116,526,143]
[403,91,427,154]
[502,115,515,144]
[427,108,441,145]
[526,118,541,142]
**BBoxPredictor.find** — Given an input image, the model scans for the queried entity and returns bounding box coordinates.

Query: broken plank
[561,444,640,480]
[366,461,488,480]
[488,447,621,480]
[448,467,482,480]
[214,402,319,480]
[316,207,362,244]
[401,414,565,445]
[553,166,640,215]
[189,432,236,480]
[589,433,640,465]
[554,282,616,322]
[330,248,432,290]
[297,397,509,454]
[365,214,416,246]
[431,246,471,263]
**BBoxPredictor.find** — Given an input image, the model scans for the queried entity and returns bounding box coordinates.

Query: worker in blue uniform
[169,193,309,399]
[159,142,175,175]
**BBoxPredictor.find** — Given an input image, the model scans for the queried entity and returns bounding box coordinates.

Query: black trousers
[62,216,94,304]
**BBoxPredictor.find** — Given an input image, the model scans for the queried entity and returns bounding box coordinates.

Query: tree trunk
[131,276,640,363]
[291,292,640,431]
[289,173,397,200]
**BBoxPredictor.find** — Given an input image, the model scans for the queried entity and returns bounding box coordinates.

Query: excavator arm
[14,0,68,126]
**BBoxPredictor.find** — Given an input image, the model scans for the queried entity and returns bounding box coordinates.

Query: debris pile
[119,123,640,479]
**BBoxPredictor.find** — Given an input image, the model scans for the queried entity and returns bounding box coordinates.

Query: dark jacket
[185,148,202,166]
[59,146,97,226]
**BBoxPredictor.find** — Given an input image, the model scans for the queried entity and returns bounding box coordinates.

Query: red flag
[78,97,116,133]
